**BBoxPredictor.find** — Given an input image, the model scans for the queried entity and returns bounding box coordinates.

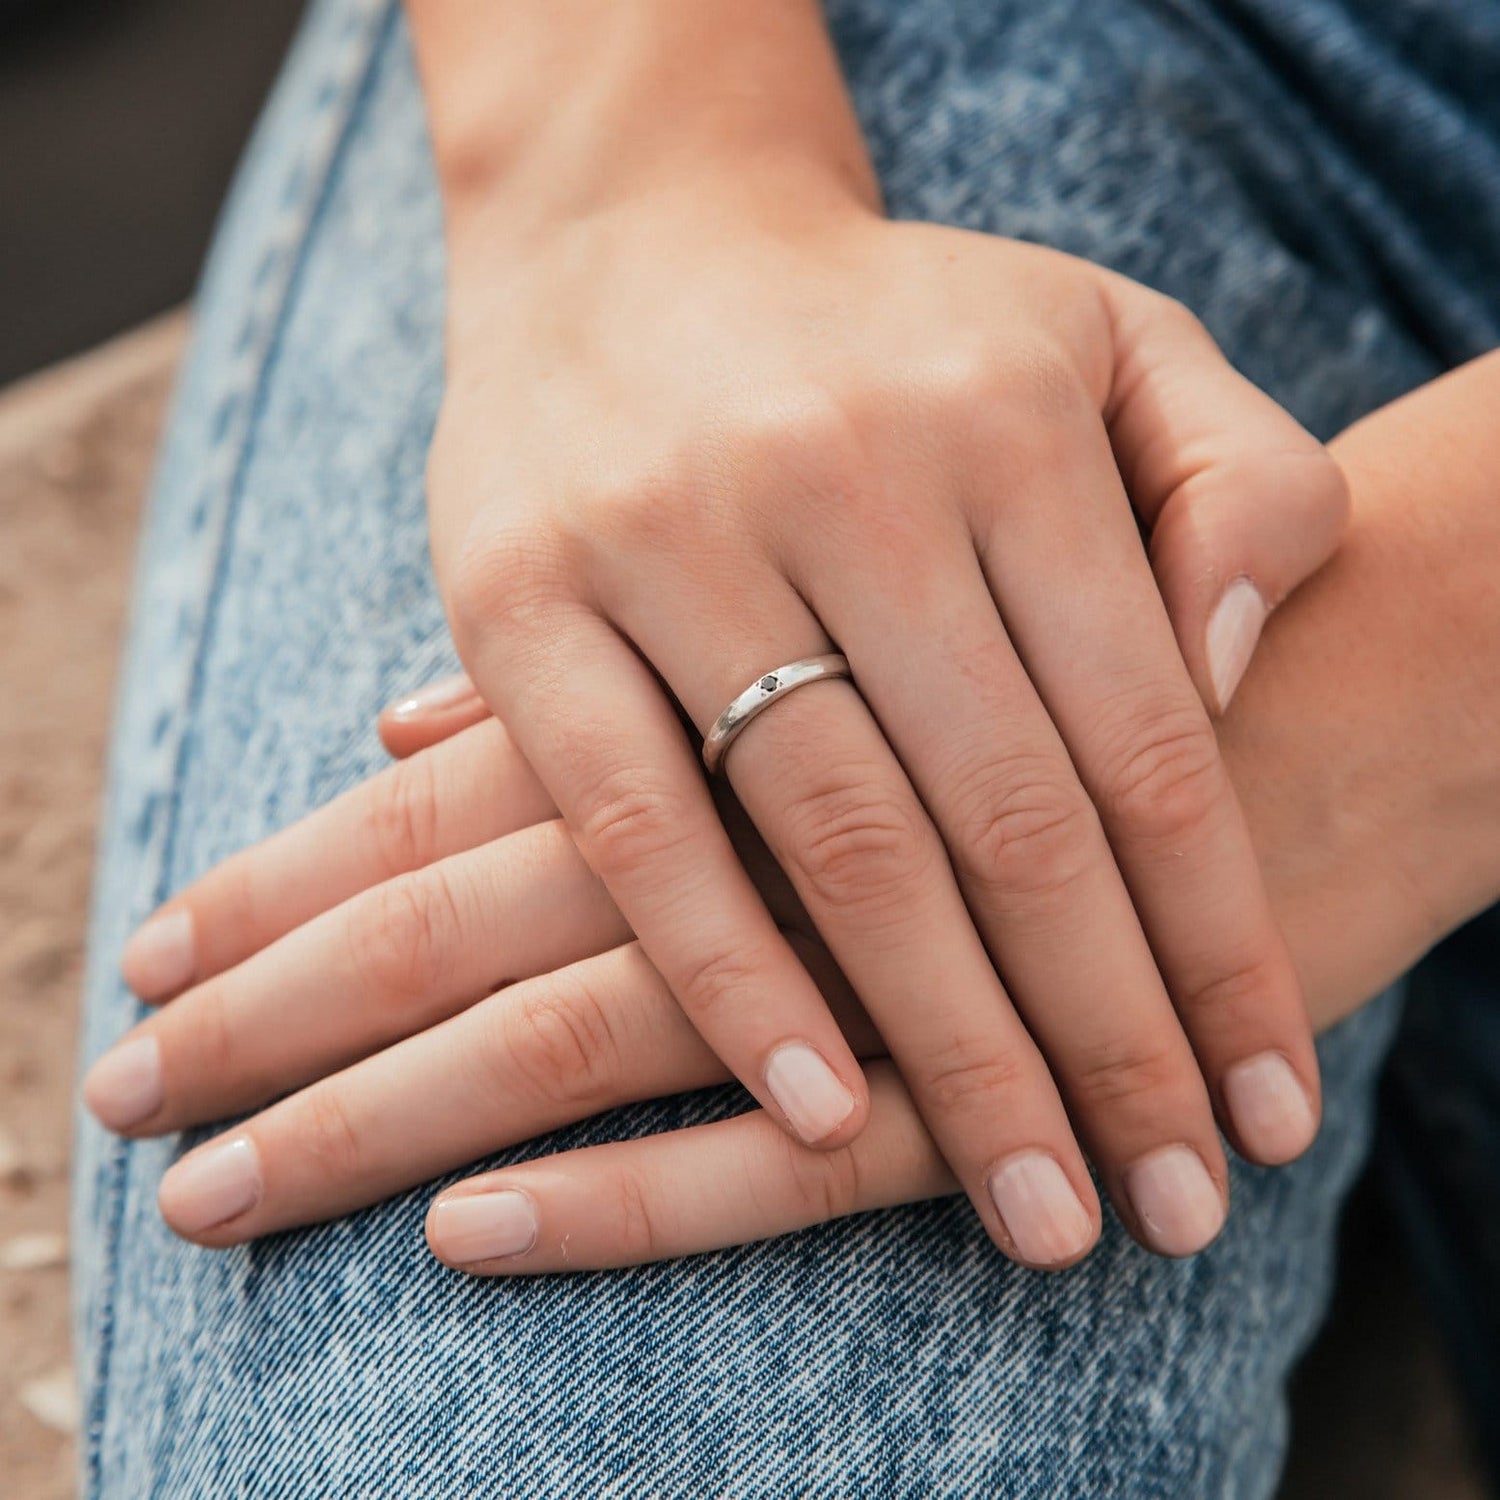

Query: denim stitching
[82,6,399,1492]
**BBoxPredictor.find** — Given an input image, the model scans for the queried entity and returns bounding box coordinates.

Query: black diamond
[758,674,779,694]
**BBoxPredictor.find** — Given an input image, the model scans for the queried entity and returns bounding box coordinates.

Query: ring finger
[606,568,1104,1268]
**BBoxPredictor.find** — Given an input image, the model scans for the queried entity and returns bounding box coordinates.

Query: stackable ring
[701,653,853,776]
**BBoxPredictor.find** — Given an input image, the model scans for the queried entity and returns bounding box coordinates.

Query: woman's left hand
[91,701,935,1265]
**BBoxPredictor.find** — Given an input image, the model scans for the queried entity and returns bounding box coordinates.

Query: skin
[88,354,1500,1274]
[376,0,1356,1260]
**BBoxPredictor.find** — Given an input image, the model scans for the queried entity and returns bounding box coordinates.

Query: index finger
[460,595,873,1151]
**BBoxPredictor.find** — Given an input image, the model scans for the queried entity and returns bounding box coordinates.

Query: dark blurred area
[0,0,305,385]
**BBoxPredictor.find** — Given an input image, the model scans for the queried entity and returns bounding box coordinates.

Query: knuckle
[193,984,236,1078]
[1004,340,1093,426]
[949,754,1098,904]
[743,392,872,499]
[780,771,932,915]
[785,1139,865,1224]
[1096,702,1226,846]
[168,982,234,1096]
[504,973,620,1107]
[1177,951,1282,1032]
[922,1038,1031,1118]
[949,341,1093,458]
[447,520,568,650]
[298,1087,364,1179]
[610,1168,663,1262]
[367,753,441,875]
[347,871,460,1011]
[674,944,764,1027]
[1070,1043,1186,1114]
[198,863,261,958]
[573,771,691,888]
[577,462,703,560]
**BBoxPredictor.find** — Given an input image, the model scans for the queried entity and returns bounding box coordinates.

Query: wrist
[1223,358,1500,1027]
[406,0,880,252]
[1330,388,1500,939]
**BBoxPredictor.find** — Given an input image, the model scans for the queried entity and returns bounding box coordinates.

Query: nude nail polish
[120,909,195,1000]
[764,1043,856,1144]
[987,1153,1094,1266]
[1224,1052,1317,1164]
[83,1035,163,1131]
[1205,578,1268,713]
[429,1191,538,1265]
[158,1137,262,1235]
[387,673,474,720]
[1125,1146,1225,1257]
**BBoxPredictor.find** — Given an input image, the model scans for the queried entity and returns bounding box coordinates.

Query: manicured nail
[1125,1146,1225,1257]
[987,1153,1094,1266]
[764,1043,856,1144]
[82,1035,163,1132]
[1224,1052,1317,1164]
[429,1191,538,1265]
[1205,577,1268,713]
[120,909,194,999]
[158,1137,261,1235]
[387,673,473,720]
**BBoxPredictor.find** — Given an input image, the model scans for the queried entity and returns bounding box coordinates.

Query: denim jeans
[73,0,1500,1494]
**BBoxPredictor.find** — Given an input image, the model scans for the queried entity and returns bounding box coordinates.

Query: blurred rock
[0,1235,68,1272]
[19,1369,78,1436]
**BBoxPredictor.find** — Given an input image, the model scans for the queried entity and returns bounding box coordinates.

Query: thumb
[1100,277,1350,714]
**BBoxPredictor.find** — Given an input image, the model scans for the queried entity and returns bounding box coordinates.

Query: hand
[97,177,1355,1274]
[98,220,1353,1272]
[170,0,1343,1264]
[418,168,1350,1258]
[83,357,1500,1273]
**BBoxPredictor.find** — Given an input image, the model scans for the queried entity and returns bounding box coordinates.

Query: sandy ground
[0,317,1484,1498]
[0,316,185,1500]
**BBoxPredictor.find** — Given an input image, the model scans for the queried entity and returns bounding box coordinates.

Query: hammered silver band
[701,653,853,776]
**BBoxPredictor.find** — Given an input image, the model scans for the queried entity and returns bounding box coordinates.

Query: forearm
[403,0,878,247]
[1224,351,1500,1028]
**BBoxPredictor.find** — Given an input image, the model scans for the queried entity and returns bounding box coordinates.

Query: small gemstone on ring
[758,674,779,693]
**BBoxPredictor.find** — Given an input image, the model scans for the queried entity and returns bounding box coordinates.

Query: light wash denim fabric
[73,0,1500,1494]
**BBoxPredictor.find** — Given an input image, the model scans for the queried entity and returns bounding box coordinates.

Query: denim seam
[82,6,400,1493]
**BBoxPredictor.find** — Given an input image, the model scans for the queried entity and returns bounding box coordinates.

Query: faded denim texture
[73,0,1500,1495]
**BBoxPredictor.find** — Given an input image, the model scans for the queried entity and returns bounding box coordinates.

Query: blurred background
[0,2,1488,1498]
[0,0,304,384]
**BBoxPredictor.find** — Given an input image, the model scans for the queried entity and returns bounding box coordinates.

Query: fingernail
[987,1153,1094,1266]
[429,1191,538,1264]
[82,1035,163,1131]
[1125,1146,1225,1257]
[1224,1052,1317,1164]
[158,1137,262,1235]
[1205,578,1268,712]
[121,909,195,999]
[764,1043,856,1144]
[387,673,473,720]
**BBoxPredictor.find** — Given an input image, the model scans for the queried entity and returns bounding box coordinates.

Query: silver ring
[701,653,853,775]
